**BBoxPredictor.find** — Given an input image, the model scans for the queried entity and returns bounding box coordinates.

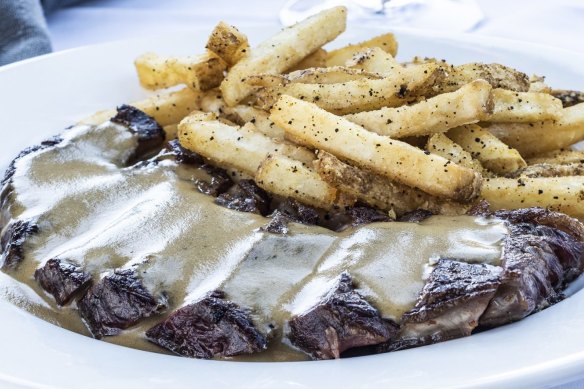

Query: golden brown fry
[527,149,584,165]
[247,66,381,87]
[315,151,466,215]
[529,75,551,93]
[205,21,249,67]
[447,124,526,175]
[486,103,584,157]
[287,48,328,72]
[426,133,486,173]
[270,96,482,202]
[163,124,178,140]
[481,176,584,218]
[255,155,338,209]
[434,63,529,94]
[326,33,398,67]
[220,6,347,106]
[178,112,312,175]
[345,47,401,76]
[79,88,201,126]
[507,162,584,178]
[256,62,444,114]
[345,79,492,138]
[487,88,562,122]
[134,51,227,91]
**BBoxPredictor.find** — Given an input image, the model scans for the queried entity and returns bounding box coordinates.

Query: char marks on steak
[197,164,233,196]
[383,259,502,351]
[78,268,167,338]
[397,209,435,223]
[146,291,267,358]
[111,105,165,158]
[166,139,204,165]
[35,258,92,305]
[0,220,39,270]
[289,273,398,360]
[216,179,271,216]
[262,199,320,234]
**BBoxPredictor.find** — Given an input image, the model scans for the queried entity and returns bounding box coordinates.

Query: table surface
[45,1,584,388]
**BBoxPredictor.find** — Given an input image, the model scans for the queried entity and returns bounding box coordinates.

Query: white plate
[1,25,584,389]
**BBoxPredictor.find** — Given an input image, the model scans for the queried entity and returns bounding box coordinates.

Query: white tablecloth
[45,1,584,388]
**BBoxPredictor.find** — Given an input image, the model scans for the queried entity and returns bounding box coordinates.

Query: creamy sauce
[0,122,508,361]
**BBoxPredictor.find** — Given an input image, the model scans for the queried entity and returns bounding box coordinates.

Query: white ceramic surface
[1,26,584,389]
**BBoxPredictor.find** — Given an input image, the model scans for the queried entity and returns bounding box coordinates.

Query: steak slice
[289,273,398,360]
[385,259,502,351]
[197,164,233,197]
[78,268,167,338]
[215,179,271,216]
[166,139,204,165]
[1,220,39,270]
[111,105,165,158]
[35,258,92,305]
[1,136,62,187]
[146,291,267,359]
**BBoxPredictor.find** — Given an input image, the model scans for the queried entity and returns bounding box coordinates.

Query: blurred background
[1,0,583,66]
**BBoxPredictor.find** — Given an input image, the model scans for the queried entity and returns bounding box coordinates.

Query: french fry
[507,162,584,178]
[345,79,492,138]
[527,149,584,165]
[255,155,338,209]
[326,33,398,67]
[345,47,401,76]
[220,6,347,106]
[256,62,444,114]
[287,48,328,72]
[163,124,178,140]
[315,151,466,215]
[486,103,584,157]
[79,87,201,126]
[447,124,526,175]
[434,63,529,94]
[551,89,584,108]
[426,133,486,173]
[481,176,584,218]
[178,112,313,175]
[247,66,381,87]
[270,96,482,202]
[487,89,563,122]
[529,75,551,93]
[134,51,227,91]
[205,21,249,67]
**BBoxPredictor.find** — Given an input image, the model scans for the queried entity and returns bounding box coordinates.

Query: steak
[289,273,398,359]
[215,179,271,216]
[0,220,39,270]
[35,258,92,305]
[111,105,165,158]
[146,291,267,358]
[78,268,167,338]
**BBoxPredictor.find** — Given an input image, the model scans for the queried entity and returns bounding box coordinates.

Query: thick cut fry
[220,7,347,106]
[256,63,444,114]
[79,88,201,126]
[247,66,381,87]
[551,89,584,108]
[345,79,492,138]
[486,103,584,157]
[434,63,529,94]
[426,133,485,173]
[178,113,313,175]
[326,33,398,67]
[315,151,466,215]
[507,162,584,178]
[345,47,401,76]
[163,124,178,140]
[487,89,563,122]
[205,22,249,67]
[134,52,227,91]
[270,96,482,202]
[199,92,285,139]
[255,155,337,209]
[481,176,584,218]
[529,75,551,93]
[447,124,526,175]
[287,48,328,72]
[527,149,584,165]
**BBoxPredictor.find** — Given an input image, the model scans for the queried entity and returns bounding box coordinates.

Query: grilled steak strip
[111,105,165,158]
[35,258,92,305]
[289,273,398,360]
[146,291,267,359]
[0,220,39,270]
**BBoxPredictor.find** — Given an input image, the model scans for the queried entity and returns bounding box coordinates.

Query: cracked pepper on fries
[84,6,584,219]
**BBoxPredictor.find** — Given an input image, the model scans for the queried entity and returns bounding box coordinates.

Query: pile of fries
[84,7,584,219]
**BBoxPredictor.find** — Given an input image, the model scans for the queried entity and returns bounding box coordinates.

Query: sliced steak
[35,258,92,305]
[166,139,204,165]
[1,136,62,187]
[1,220,39,270]
[385,259,502,351]
[262,199,320,234]
[146,291,267,359]
[397,209,434,223]
[289,273,398,360]
[197,164,233,197]
[78,268,167,338]
[215,179,271,216]
[345,206,393,226]
[111,105,165,157]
